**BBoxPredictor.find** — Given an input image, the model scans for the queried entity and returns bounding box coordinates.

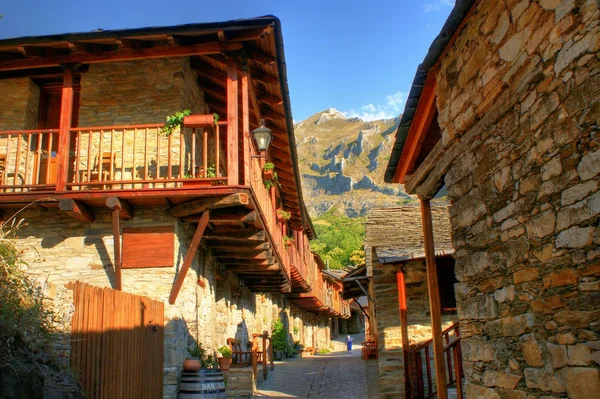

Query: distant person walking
[346,335,353,354]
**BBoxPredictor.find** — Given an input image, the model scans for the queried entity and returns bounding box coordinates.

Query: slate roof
[365,206,453,264]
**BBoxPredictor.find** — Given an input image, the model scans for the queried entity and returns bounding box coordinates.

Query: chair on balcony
[0,154,6,185]
[82,152,116,189]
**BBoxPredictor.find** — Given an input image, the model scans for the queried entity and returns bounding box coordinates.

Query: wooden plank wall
[70,282,164,399]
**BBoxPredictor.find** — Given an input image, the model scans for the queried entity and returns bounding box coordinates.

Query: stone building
[0,18,350,398]
[365,206,459,397]
[384,0,599,398]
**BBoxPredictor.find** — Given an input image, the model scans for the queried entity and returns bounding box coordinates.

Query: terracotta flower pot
[218,357,232,371]
[262,169,274,181]
[183,358,201,372]
[183,114,214,127]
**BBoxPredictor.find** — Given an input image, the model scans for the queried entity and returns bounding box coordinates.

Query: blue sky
[0,0,454,122]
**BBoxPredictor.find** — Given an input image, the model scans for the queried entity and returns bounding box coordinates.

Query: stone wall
[371,252,459,398]
[431,0,600,397]
[371,253,405,398]
[0,78,40,130]
[12,207,331,398]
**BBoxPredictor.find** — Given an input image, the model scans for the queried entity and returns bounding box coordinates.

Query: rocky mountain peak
[295,110,411,217]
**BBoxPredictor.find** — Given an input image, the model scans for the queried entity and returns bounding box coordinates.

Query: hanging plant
[213,113,219,126]
[161,109,191,135]
[263,162,276,181]
[277,209,291,221]
[264,171,278,190]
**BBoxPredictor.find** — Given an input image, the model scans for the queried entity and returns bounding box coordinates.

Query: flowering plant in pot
[276,209,291,221]
[217,346,232,371]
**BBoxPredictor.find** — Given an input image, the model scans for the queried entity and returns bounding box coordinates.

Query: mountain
[294,108,412,217]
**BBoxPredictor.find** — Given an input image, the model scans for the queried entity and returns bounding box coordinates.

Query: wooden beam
[241,65,251,186]
[262,108,286,122]
[17,46,44,58]
[246,48,276,65]
[397,269,411,397]
[111,206,122,290]
[169,211,210,304]
[220,258,275,266]
[248,70,262,126]
[0,42,243,72]
[227,57,239,185]
[419,196,447,399]
[55,67,74,192]
[211,242,269,251]
[204,229,265,242]
[392,73,437,184]
[214,251,273,260]
[58,198,95,223]
[183,207,256,223]
[226,26,272,42]
[258,92,283,106]
[226,264,280,272]
[169,193,249,218]
[252,70,278,86]
[106,197,133,219]
[114,38,135,49]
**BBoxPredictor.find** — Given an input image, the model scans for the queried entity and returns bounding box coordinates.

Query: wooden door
[70,282,164,399]
[35,81,80,184]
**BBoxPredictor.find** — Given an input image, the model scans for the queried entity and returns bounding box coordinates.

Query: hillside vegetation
[310,208,366,270]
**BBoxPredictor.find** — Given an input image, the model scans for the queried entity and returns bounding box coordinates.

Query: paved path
[253,333,380,399]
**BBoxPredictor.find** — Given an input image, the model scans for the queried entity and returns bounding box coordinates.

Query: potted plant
[217,345,232,371]
[262,162,275,180]
[185,342,214,371]
[276,209,291,221]
[161,109,191,136]
[183,112,220,127]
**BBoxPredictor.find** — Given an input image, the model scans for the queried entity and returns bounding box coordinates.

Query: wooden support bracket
[169,193,250,218]
[169,211,210,304]
[106,197,133,219]
[59,198,95,223]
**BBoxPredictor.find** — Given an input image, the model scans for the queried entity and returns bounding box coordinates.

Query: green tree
[310,207,365,270]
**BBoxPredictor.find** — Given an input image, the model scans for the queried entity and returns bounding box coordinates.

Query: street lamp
[251,119,272,155]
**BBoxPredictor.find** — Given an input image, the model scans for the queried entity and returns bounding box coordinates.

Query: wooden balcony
[0,120,315,294]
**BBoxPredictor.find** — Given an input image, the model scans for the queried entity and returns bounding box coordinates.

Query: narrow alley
[253,334,379,399]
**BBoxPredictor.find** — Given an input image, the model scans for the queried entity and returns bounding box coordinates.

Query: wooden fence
[70,282,164,399]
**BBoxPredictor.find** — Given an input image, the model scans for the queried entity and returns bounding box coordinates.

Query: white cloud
[424,0,454,13]
[342,91,407,122]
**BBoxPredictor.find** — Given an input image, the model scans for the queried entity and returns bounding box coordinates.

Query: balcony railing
[0,129,59,192]
[67,124,227,190]
[0,124,230,193]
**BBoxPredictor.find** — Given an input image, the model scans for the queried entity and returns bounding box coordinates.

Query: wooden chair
[0,154,6,186]
[227,338,256,367]
[82,152,116,189]
[361,340,378,360]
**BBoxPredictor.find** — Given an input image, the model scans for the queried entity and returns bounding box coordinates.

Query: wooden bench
[361,340,377,360]
[227,338,254,367]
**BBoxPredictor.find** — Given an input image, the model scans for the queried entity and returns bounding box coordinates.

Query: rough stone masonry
[428,0,600,398]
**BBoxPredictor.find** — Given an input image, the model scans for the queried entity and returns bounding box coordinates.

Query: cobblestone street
[253,334,379,399]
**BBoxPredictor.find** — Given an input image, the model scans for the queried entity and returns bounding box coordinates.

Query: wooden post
[269,336,274,371]
[241,65,250,186]
[262,331,268,380]
[169,211,210,304]
[226,57,239,186]
[397,268,412,397]
[111,207,122,290]
[419,196,447,399]
[56,67,75,192]
[252,335,258,378]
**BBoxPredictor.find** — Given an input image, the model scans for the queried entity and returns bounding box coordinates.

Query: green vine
[264,171,278,190]
[263,162,275,171]
[213,113,219,126]
[161,109,191,136]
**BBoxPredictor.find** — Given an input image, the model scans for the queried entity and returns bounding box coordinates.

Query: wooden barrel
[178,369,226,399]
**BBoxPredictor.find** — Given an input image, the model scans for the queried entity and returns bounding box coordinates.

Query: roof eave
[384,0,477,184]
